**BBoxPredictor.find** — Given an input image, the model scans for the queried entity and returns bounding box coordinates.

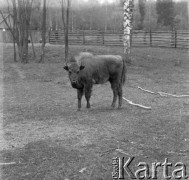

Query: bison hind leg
[111,89,118,108]
[118,85,123,108]
[110,81,119,108]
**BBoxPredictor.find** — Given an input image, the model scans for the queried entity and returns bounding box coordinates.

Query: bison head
[64,63,85,89]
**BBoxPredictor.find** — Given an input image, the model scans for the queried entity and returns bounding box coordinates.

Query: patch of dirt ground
[1,45,189,180]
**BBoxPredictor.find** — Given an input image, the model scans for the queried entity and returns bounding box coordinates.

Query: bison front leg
[77,88,84,110]
[84,85,92,109]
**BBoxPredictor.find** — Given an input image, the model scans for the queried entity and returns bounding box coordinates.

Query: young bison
[64,52,126,110]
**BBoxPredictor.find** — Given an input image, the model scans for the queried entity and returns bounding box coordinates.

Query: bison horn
[64,65,69,71]
[80,65,85,70]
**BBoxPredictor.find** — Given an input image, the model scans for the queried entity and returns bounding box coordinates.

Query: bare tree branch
[0,10,15,39]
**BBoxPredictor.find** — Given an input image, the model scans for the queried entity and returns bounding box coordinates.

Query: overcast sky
[0,0,186,7]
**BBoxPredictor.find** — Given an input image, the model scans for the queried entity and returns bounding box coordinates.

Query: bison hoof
[86,103,90,108]
[111,104,116,108]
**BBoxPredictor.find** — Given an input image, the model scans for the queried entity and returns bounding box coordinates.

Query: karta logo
[112,157,188,179]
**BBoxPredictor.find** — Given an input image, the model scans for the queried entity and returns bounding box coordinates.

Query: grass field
[1,44,189,179]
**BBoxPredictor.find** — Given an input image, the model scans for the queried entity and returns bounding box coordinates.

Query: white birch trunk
[123,0,134,63]
[188,1,189,49]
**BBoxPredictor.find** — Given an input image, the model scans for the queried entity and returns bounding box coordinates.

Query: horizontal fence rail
[0,29,188,49]
[49,30,189,49]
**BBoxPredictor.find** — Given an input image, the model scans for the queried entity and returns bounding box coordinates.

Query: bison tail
[121,56,127,85]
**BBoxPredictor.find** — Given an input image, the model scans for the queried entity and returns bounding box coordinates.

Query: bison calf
[64,52,126,110]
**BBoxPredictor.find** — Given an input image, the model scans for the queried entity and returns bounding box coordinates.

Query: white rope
[138,86,189,98]
[0,162,16,165]
[158,91,189,98]
[138,86,156,94]
[122,97,151,110]
[116,149,130,156]
[123,86,189,110]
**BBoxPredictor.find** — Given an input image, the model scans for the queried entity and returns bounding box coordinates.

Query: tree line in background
[0,0,188,63]
[0,0,70,63]
[1,0,34,63]
[29,0,188,32]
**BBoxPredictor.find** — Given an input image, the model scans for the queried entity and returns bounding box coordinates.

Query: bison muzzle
[64,52,126,110]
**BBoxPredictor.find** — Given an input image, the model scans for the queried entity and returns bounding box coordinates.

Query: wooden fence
[0,29,42,43]
[1,29,188,49]
[49,30,189,49]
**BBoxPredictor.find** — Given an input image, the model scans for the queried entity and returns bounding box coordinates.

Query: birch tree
[123,0,134,64]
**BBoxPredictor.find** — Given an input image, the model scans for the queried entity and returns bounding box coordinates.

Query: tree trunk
[13,38,17,62]
[104,3,107,33]
[19,21,29,63]
[61,0,70,64]
[30,31,36,58]
[1,0,33,63]
[89,14,92,31]
[65,0,70,63]
[123,0,134,64]
[13,11,17,62]
[71,11,74,32]
[16,0,33,63]
[39,0,47,63]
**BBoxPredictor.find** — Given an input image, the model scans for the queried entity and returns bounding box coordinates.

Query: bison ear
[80,65,85,70]
[64,65,69,71]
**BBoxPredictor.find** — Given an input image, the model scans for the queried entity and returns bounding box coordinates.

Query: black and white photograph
[0,0,189,179]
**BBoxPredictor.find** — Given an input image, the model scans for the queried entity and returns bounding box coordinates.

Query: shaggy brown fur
[64,52,126,110]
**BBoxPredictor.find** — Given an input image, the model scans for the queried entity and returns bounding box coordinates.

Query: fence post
[119,34,122,42]
[143,31,147,45]
[150,30,152,47]
[48,30,51,43]
[130,32,132,47]
[102,32,104,45]
[76,33,79,44]
[54,30,58,44]
[97,32,100,44]
[83,31,85,45]
[174,30,177,48]
[3,29,6,43]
